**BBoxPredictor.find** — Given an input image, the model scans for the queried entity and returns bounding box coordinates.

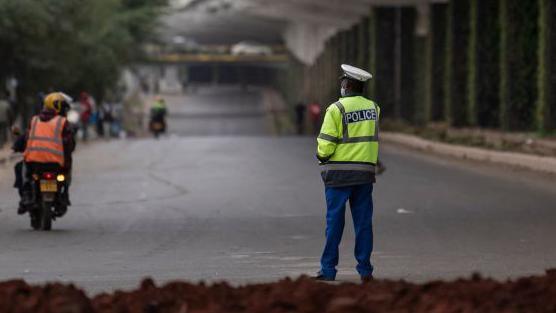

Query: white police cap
[341,64,372,82]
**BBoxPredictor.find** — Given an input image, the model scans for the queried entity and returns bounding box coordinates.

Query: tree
[0,0,167,119]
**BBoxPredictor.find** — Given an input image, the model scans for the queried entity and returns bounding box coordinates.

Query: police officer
[315,64,379,282]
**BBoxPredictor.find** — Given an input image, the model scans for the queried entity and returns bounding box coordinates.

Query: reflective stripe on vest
[321,162,376,173]
[24,115,66,166]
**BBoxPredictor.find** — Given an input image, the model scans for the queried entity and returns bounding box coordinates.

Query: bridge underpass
[137,53,288,93]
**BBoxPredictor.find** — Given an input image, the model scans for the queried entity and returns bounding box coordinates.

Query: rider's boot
[17,201,28,215]
[59,190,71,207]
[21,190,34,207]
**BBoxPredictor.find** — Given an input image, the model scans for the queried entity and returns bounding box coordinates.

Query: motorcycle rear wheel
[39,202,52,231]
[30,211,40,230]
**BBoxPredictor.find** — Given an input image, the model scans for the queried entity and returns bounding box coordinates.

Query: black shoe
[17,204,28,215]
[59,195,71,207]
[313,272,335,281]
[361,275,374,282]
[54,205,67,218]
[21,191,33,207]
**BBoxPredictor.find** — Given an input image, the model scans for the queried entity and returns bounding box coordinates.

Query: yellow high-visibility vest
[317,95,380,186]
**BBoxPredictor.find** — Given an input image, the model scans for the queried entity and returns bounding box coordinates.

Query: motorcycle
[28,170,69,231]
[149,118,166,139]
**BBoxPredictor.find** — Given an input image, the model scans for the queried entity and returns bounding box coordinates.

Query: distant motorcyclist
[17,92,76,214]
[149,96,167,137]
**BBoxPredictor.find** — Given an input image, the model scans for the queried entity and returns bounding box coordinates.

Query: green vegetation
[372,8,396,118]
[281,1,555,135]
[445,0,470,127]
[367,11,377,100]
[427,3,448,122]
[0,0,167,118]
[499,0,539,130]
[400,8,416,123]
[537,0,556,132]
[413,31,428,126]
[467,0,500,128]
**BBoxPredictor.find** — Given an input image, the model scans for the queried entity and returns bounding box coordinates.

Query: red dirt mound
[1,270,555,313]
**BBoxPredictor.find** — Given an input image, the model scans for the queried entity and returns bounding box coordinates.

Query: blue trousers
[320,183,374,279]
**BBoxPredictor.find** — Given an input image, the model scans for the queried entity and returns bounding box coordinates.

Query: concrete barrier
[382,132,556,175]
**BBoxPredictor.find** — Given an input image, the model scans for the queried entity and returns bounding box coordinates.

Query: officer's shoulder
[325,102,341,112]
[366,98,380,109]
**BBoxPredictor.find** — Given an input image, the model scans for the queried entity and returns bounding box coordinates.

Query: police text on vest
[344,109,377,124]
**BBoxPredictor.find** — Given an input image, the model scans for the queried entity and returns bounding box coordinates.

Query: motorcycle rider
[149,96,167,134]
[16,92,76,215]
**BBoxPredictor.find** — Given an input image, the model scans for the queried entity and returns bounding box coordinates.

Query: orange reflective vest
[24,115,66,166]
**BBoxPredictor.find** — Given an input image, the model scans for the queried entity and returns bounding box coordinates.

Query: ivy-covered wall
[468,0,500,128]
[499,0,539,130]
[537,0,556,132]
[445,0,470,127]
[400,8,417,123]
[373,7,397,118]
[428,3,448,122]
[367,10,377,100]
[358,18,371,70]
[281,0,553,134]
[350,24,360,66]
[412,8,429,126]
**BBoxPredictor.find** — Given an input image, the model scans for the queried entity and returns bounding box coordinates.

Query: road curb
[382,132,556,175]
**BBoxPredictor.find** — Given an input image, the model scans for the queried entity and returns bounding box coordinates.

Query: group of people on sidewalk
[76,92,123,140]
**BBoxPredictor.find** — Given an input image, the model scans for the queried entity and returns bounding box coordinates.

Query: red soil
[1,270,555,313]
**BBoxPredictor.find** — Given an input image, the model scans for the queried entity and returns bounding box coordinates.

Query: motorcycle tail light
[43,172,55,180]
[56,174,65,182]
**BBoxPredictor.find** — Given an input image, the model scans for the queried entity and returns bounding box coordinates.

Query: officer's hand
[376,161,386,175]
[316,154,329,164]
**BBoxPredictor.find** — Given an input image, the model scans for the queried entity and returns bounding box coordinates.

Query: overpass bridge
[149,53,288,66]
[166,0,448,65]
[138,52,289,93]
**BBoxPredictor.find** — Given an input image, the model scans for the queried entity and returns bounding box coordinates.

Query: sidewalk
[0,145,19,166]
[382,132,556,175]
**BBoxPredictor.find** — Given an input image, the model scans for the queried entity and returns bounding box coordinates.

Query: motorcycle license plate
[153,122,163,130]
[40,180,58,192]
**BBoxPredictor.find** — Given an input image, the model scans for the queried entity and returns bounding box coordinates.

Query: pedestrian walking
[0,94,9,146]
[79,92,93,140]
[294,102,306,135]
[314,64,379,282]
[308,101,322,134]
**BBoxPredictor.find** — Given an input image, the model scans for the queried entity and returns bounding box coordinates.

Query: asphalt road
[1,86,555,296]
